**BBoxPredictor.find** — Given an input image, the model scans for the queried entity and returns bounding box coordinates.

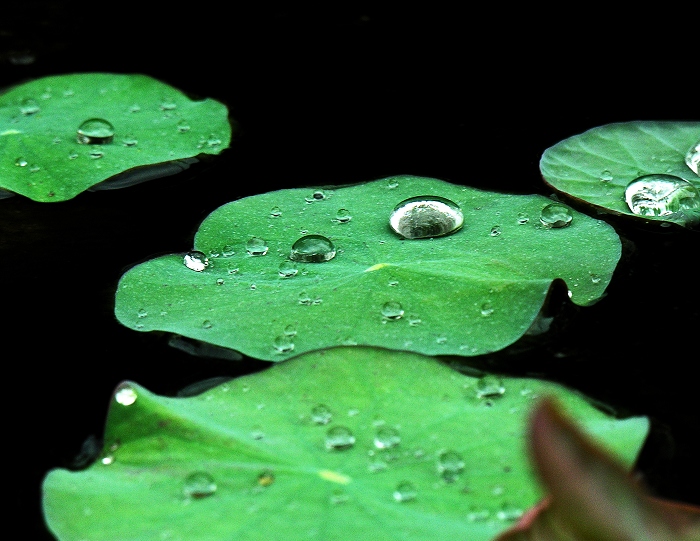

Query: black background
[1,5,698,539]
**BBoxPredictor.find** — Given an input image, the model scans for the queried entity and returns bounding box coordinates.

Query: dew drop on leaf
[289,235,336,262]
[246,237,268,256]
[374,427,401,449]
[325,426,355,450]
[686,140,700,177]
[272,334,294,353]
[599,169,614,182]
[305,189,327,202]
[257,470,275,487]
[539,203,573,228]
[183,472,217,499]
[389,196,464,239]
[202,320,213,329]
[184,251,209,272]
[20,98,40,115]
[408,314,422,326]
[311,404,332,425]
[270,206,282,217]
[437,450,464,483]
[490,225,502,237]
[480,302,494,317]
[476,375,505,398]
[121,134,138,147]
[333,208,352,223]
[114,385,137,406]
[76,118,114,144]
[381,301,404,320]
[624,174,700,216]
[516,212,529,224]
[393,481,417,502]
[176,119,190,133]
[15,157,28,167]
[88,147,104,159]
[278,260,298,278]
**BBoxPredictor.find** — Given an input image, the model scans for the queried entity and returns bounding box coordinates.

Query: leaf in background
[0,73,232,201]
[539,121,700,228]
[495,399,700,541]
[114,176,622,361]
[42,347,649,541]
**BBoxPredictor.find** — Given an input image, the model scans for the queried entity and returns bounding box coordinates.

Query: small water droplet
[137,308,148,318]
[216,278,225,286]
[390,196,464,239]
[686,141,700,176]
[590,273,601,284]
[330,490,349,504]
[476,375,505,398]
[184,251,209,272]
[246,237,268,256]
[436,335,447,344]
[599,169,614,182]
[14,157,28,167]
[624,174,700,216]
[437,450,464,483]
[257,470,275,487]
[516,212,529,224]
[251,425,264,439]
[283,324,297,336]
[393,481,417,502]
[68,152,78,160]
[305,189,327,202]
[77,118,114,144]
[206,134,221,147]
[489,225,502,237]
[88,147,104,159]
[381,301,404,320]
[20,98,40,115]
[311,404,332,425]
[298,291,312,305]
[121,135,138,147]
[497,503,523,521]
[539,203,573,228]
[114,385,137,406]
[128,104,141,113]
[408,314,422,326]
[101,455,115,465]
[160,98,177,111]
[270,206,282,217]
[388,276,399,287]
[278,260,299,277]
[290,235,336,262]
[386,179,400,189]
[480,302,494,316]
[325,426,355,450]
[202,320,213,329]
[29,164,40,173]
[176,119,190,133]
[183,472,217,499]
[374,427,401,449]
[273,334,294,353]
[333,208,352,223]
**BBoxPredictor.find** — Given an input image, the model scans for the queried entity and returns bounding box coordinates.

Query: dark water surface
[2,6,698,539]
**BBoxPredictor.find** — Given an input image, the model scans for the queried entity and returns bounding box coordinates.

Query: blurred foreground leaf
[43,347,648,541]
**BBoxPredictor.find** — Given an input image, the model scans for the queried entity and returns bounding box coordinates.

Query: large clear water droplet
[374,427,401,449]
[246,237,268,256]
[390,196,464,239]
[184,251,209,272]
[325,426,355,450]
[476,375,505,398]
[183,472,217,499]
[76,118,114,144]
[539,203,573,228]
[311,404,332,425]
[381,301,404,320]
[686,141,700,177]
[393,481,417,502]
[624,174,700,216]
[437,450,464,483]
[290,235,336,262]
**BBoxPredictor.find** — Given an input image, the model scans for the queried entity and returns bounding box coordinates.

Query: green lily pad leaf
[115,176,620,361]
[115,176,621,361]
[539,121,700,228]
[42,347,649,541]
[0,73,232,202]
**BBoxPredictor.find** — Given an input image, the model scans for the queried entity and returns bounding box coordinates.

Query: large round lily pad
[0,73,232,201]
[42,347,649,541]
[114,175,622,361]
[539,121,700,228]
